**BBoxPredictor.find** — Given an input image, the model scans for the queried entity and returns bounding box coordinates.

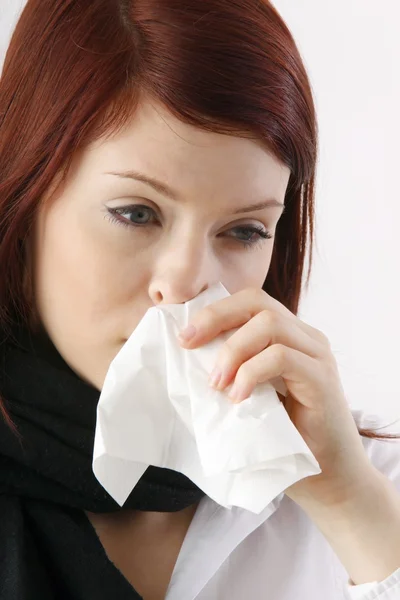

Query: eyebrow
[104,170,285,215]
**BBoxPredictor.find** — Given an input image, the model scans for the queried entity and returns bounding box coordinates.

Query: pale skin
[28,95,289,599]
[28,95,400,596]
[178,290,400,585]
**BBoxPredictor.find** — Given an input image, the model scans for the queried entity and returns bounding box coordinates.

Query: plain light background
[1,1,399,419]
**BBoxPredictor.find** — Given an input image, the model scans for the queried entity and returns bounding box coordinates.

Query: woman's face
[31,97,290,390]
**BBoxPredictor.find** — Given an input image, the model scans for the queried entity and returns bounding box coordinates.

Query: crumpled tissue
[92,282,321,514]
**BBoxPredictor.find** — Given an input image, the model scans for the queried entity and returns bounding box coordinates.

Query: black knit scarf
[0,324,205,599]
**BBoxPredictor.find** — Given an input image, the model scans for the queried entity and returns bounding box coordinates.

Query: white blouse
[164,409,400,600]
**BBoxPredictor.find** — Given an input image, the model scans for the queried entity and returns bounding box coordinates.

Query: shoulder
[351,407,400,491]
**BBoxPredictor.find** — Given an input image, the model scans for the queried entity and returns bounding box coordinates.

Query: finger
[178,287,330,349]
[210,310,326,391]
[227,344,321,408]
[178,287,293,346]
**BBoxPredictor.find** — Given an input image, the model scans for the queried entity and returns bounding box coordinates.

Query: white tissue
[92,282,321,514]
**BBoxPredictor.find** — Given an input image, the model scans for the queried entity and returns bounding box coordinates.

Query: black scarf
[0,324,205,599]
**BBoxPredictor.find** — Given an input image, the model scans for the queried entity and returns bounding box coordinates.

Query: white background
[1,1,399,418]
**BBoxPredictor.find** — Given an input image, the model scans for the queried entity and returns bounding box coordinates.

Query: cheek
[220,246,272,291]
[33,206,136,340]
[32,212,144,389]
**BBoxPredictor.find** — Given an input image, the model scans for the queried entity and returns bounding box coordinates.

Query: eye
[224,224,273,248]
[106,205,158,228]
[105,204,273,250]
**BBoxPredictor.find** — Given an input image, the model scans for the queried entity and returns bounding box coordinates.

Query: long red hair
[0,0,398,440]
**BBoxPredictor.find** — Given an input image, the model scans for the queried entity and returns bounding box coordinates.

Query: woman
[0,1,399,599]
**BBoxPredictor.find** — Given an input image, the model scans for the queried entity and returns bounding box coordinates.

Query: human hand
[177,287,376,511]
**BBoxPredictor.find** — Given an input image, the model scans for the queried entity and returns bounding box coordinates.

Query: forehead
[84,98,291,196]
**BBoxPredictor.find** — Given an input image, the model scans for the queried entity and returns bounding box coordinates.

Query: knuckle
[236,362,253,384]
[325,356,339,376]
[254,287,267,302]
[257,309,278,328]
[315,328,331,348]
[270,343,286,364]
[201,305,217,323]
[241,286,265,301]
[219,339,238,363]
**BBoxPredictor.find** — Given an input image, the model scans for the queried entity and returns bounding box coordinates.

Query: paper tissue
[92,282,321,514]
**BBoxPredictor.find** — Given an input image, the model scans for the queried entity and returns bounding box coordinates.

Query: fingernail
[209,367,222,388]
[178,324,197,342]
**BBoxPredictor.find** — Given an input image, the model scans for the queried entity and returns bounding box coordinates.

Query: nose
[149,280,209,305]
[148,238,214,305]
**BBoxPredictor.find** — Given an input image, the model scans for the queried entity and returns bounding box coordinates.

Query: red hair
[0,0,398,440]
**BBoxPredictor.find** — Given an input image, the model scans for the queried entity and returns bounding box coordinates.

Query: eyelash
[106,205,273,250]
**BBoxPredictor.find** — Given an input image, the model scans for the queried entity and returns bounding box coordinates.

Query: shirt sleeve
[344,410,400,599]
[345,566,400,599]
